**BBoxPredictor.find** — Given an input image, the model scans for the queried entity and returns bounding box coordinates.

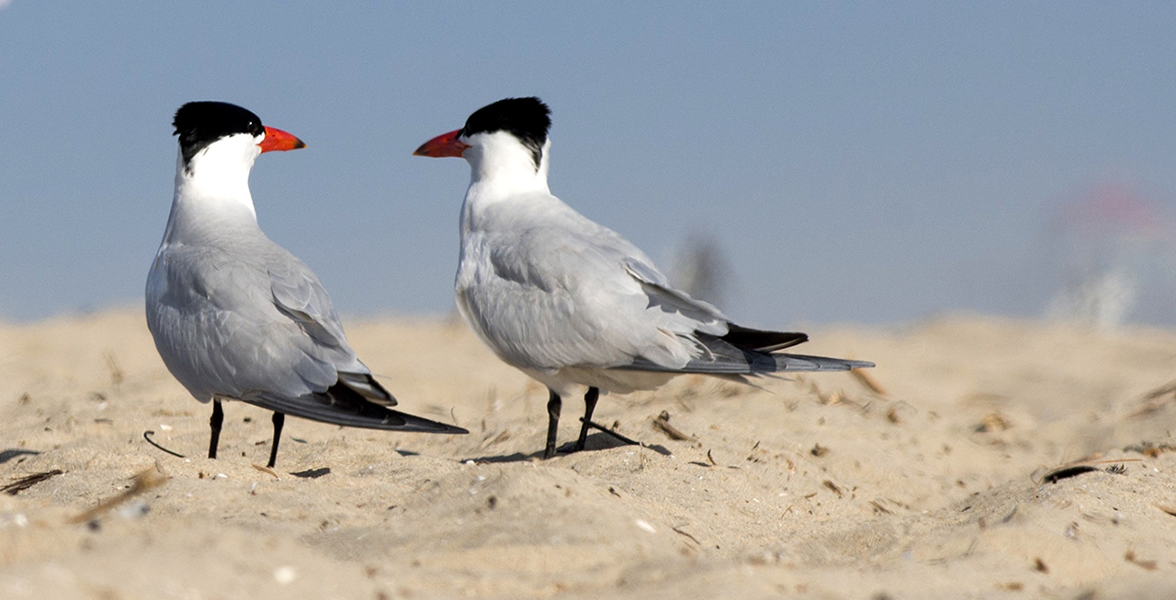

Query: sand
[1,308,1175,599]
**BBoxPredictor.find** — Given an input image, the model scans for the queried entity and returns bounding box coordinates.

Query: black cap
[173,101,265,165]
[461,97,551,168]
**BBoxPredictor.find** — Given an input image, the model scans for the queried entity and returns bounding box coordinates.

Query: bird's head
[173,101,305,176]
[414,97,551,175]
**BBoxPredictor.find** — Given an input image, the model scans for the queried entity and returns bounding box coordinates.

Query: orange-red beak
[413,129,469,158]
[259,126,307,153]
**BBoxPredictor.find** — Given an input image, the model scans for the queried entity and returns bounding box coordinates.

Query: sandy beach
[2,308,1175,599]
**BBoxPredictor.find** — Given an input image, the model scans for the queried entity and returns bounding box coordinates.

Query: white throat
[161,134,263,245]
[173,133,262,221]
[463,132,551,206]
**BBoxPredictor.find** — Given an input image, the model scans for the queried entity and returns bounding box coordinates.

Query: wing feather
[455,193,872,387]
[246,382,464,433]
[148,235,411,417]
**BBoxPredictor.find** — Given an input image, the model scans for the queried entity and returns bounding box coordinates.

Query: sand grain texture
[2,310,1175,599]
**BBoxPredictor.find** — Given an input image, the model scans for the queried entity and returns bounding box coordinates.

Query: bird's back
[146,225,361,404]
[455,192,730,385]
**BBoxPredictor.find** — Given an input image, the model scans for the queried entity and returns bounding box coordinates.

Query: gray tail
[692,330,873,374]
[620,322,873,375]
[765,352,875,372]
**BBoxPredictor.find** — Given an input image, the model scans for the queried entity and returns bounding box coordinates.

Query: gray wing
[459,201,727,372]
[458,195,871,378]
[265,251,396,406]
[147,239,466,432]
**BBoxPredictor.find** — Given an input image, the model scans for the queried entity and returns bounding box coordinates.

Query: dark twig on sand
[652,411,694,442]
[143,430,185,458]
[2,470,63,495]
[1038,458,1143,485]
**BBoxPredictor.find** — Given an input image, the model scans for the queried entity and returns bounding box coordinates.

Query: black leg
[544,389,562,459]
[572,387,600,452]
[208,400,224,459]
[267,412,285,468]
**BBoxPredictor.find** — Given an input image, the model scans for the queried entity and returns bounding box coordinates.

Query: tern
[147,101,466,468]
[414,97,873,459]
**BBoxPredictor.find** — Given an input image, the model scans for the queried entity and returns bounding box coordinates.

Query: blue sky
[1,2,1174,326]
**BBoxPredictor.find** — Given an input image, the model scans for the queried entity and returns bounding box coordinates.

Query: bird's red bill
[259,126,307,153]
[413,129,470,158]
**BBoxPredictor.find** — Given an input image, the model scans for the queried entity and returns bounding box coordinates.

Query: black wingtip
[723,324,808,352]
[246,383,468,434]
[385,409,469,435]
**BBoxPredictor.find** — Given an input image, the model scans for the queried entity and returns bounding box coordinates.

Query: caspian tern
[414,97,873,459]
[147,101,466,468]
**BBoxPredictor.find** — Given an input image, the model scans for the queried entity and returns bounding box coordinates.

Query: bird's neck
[462,136,551,210]
[163,149,260,243]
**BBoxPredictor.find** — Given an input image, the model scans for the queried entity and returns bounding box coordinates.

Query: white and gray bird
[147,101,466,468]
[415,97,873,459]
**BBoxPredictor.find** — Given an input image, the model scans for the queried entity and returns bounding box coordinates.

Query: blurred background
[1,2,1174,327]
